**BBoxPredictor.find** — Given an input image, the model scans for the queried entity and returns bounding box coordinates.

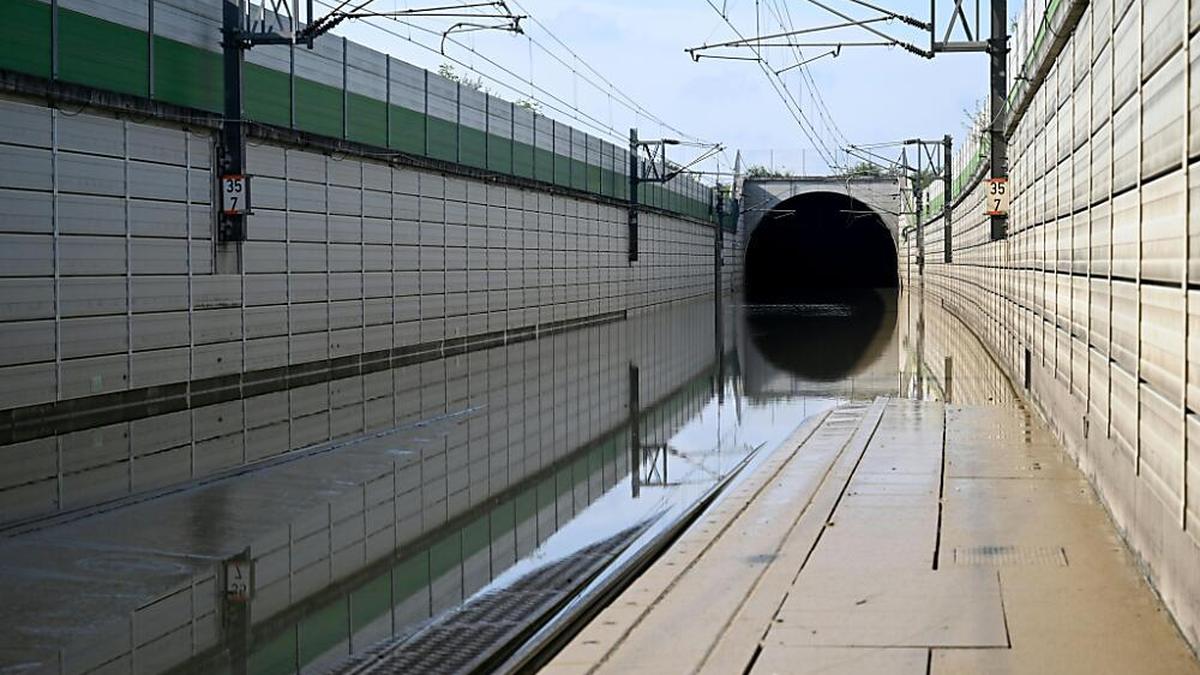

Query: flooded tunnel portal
[744,192,898,303]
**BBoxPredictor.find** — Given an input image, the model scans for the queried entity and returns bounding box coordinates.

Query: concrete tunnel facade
[738,177,902,302]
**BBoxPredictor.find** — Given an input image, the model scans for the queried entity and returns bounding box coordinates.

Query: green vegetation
[438,63,487,92]
[745,164,792,178]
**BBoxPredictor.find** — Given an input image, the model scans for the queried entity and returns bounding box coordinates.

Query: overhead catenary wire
[768,0,851,151]
[315,0,635,145]
[505,0,710,145]
[697,0,885,167]
[699,0,856,169]
[340,2,630,144]
[700,0,841,170]
[795,0,931,56]
[332,0,728,185]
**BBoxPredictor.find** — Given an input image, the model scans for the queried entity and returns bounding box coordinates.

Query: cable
[768,0,848,164]
[445,0,714,147]
[506,0,710,144]
[702,0,843,168]
[333,0,622,142]
[770,0,850,150]
[316,0,632,145]
[702,0,840,169]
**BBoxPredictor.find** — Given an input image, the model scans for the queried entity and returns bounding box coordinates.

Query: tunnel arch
[743,191,897,303]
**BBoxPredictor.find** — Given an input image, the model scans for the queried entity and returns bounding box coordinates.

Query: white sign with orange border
[985,177,1009,216]
[222,174,250,216]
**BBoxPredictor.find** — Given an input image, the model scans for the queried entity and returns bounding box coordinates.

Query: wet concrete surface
[546,292,1200,675]
[0,290,901,674]
[10,287,1183,674]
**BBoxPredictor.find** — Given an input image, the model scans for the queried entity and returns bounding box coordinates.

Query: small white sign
[225,557,250,602]
[222,175,250,216]
[986,177,1009,216]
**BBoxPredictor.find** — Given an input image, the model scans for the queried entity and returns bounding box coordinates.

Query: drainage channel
[328,524,651,675]
[325,439,766,675]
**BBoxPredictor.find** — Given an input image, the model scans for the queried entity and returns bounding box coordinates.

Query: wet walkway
[546,397,1200,674]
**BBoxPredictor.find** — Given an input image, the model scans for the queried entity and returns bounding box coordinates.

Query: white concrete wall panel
[0,89,736,527]
[906,0,1200,651]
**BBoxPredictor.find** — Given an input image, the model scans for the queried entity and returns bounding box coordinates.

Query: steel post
[220,0,247,242]
[628,128,639,262]
[915,149,924,274]
[989,0,1008,240]
[629,364,640,498]
[943,134,953,262]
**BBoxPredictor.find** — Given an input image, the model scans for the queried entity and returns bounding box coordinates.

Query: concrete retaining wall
[0,94,739,526]
[907,0,1200,651]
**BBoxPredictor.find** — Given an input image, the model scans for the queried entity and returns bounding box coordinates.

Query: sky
[330,0,1013,178]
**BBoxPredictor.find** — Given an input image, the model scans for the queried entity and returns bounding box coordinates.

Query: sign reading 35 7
[222,174,251,216]
[985,178,1009,216]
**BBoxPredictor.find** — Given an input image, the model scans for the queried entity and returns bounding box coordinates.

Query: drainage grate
[327,523,649,675]
[954,545,1068,566]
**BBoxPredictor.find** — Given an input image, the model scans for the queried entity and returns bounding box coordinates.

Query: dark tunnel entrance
[744,191,898,303]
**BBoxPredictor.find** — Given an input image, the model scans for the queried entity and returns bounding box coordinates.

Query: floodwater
[236,288,911,673]
[0,285,1018,674]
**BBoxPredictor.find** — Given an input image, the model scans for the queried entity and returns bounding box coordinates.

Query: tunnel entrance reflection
[744,192,897,303]
[744,288,897,383]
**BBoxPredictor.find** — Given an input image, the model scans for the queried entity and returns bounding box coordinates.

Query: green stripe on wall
[556,467,573,519]
[553,153,570,187]
[588,445,603,489]
[427,116,458,163]
[0,4,715,221]
[602,438,617,473]
[388,104,425,156]
[491,498,515,537]
[534,148,555,184]
[536,476,555,522]
[350,573,392,634]
[59,8,148,97]
[154,36,222,113]
[600,169,614,198]
[574,454,589,491]
[298,601,348,666]
[243,62,289,126]
[394,552,430,605]
[571,159,587,191]
[347,91,387,147]
[295,77,343,140]
[587,164,602,194]
[488,135,513,174]
[463,514,490,557]
[249,627,297,675]
[513,140,535,179]
[0,0,51,78]
[459,126,487,169]
[429,530,461,579]
[515,485,536,525]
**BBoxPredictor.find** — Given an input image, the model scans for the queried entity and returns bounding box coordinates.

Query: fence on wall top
[0,0,720,223]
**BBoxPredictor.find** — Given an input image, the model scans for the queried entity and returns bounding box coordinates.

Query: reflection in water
[294,286,1018,673]
[744,289,897,382]
[738,289,900,403]
[0,288,924,675]
[313,292,903,671]
[237,294,879,674]
[898,288,1022,406]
